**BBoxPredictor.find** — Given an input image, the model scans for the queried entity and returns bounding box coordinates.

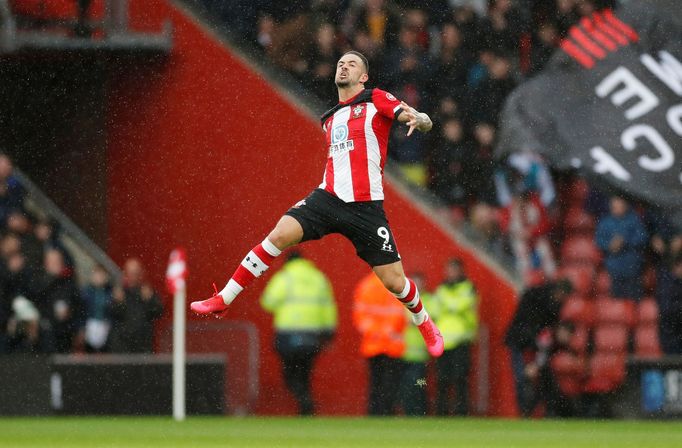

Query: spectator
[505,279,572,416]
[523,321,580,417]
[0,232,37,353]
[2,245,39,352]
[353,271,407,416]
[5,295,40,354]
[260,251,337,415]
[497,150,556,208]
[266,3,313,81]
[460,202,507,262]
[108,258,163,353]
[32,248,84,353]
[342,0,401,56]
[466,51,516,125]
[529,21,559,75]
[2,240,32,301]
[0,153,25,226]
[398,272,433,416]
[595,196,647,300]
[81,264,114,353]
[500,189,556,283]
[432,258,478,415]
[466,47,495,90]
[308,23,341,101]
[34,217,75,270]
[384,24,429,164]
[655,255,682,355]
[402,8,430,52]
[428,116,474,207]
[481,0,525,55]
[468,122,498,204]
[6,210,42,272]
[427,22,470,106]
[451,4,486,60]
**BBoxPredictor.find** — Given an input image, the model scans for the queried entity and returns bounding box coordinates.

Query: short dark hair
[343,50,369,74]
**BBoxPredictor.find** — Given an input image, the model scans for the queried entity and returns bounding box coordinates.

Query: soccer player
[190,51,444,357]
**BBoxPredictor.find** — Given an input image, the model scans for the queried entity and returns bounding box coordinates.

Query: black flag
[497,3,682,225]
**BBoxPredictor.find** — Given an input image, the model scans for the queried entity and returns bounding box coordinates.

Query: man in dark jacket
[33,248,84,353]
[505,279,572,416]
[109,258,163,353]
[595,196,647,300]
[656,256,682,354]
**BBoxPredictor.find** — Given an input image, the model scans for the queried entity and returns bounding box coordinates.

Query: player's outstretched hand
[399,101,419,136]
[399,101,432,135]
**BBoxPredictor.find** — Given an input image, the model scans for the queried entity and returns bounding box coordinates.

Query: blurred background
[0,0,680,420]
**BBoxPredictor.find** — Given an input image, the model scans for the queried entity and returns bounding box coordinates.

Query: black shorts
[285,189,401,267]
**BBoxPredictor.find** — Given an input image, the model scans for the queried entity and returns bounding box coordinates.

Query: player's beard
[335,78,351,88]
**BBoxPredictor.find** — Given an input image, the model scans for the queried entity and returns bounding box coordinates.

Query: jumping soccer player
[191,51,444,357]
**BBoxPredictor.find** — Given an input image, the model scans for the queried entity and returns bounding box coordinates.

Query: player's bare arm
[398,101,433,136]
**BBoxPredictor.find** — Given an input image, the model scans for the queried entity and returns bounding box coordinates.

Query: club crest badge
[353,104,364,118]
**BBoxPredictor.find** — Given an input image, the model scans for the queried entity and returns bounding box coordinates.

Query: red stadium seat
[558,265,595,296]
[551,351,585,376]
[583,353,627,393]
[634,325,662,358]
[593,325,628,353]
[561,237,603,266]
[557,377,584,397]
[552,352,586,397]
[560,296,594,327]
[638,298,659,325]
[569,324,590,354]
[594,270,611,296]
[563,207,596,236]
[595,297,636,327]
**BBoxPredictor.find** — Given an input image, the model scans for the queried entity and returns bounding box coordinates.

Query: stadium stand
[2,0,679,419]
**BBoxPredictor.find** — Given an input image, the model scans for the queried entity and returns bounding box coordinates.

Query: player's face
[335,54,368,88]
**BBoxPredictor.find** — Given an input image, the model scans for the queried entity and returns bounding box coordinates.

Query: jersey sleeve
[372,88,402,119]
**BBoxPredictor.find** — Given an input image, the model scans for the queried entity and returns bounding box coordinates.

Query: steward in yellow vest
[432,259,478,415]
[260,252,337,415]
[399,272,434,416]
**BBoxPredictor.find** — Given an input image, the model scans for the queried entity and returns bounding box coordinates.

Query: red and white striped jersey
[319,88,402,202]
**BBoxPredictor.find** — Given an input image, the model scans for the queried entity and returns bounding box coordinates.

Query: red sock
[394,278,424,315]
[220,238,281,304]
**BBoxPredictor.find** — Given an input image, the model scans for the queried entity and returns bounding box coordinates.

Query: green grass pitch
[2,417,682,447]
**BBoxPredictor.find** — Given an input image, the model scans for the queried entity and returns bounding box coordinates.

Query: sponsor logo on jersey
[329,123,354,157]
[329,140,355,157]
[331,124,348,143]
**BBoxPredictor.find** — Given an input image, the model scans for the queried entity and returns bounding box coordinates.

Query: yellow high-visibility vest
[260,259,337,331]
[433,280,478,351]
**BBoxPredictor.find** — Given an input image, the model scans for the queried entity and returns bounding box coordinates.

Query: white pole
[172,284,186,421]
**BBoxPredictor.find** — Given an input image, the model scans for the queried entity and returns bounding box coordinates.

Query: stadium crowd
[4,0,681,418]
[221,0,617,279]
[243,2,681,319]
[231,0,682,416]
[0,153,163,355]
